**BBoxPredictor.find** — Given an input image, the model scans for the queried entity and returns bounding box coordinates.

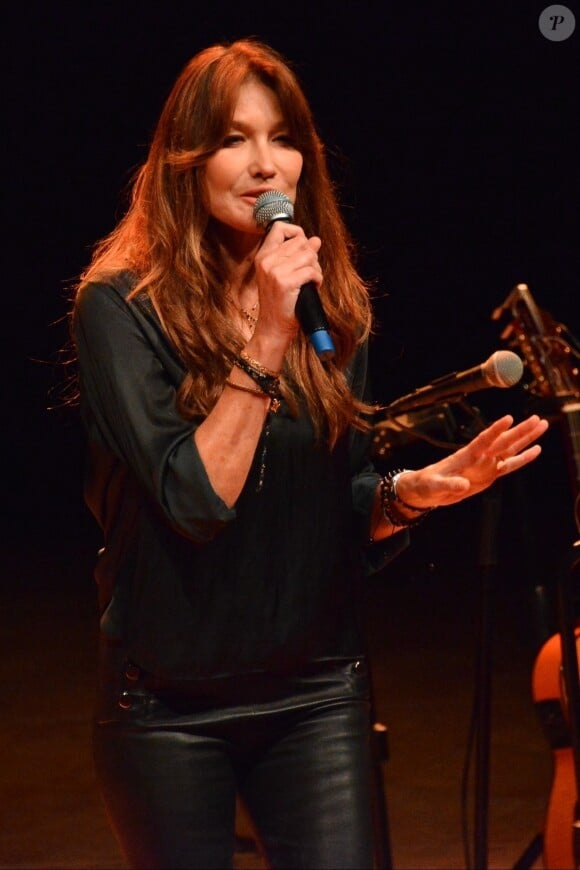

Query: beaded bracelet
[233,354,282,404]
[380,469,433,528]
[229,357,284,494]
[239,350,280,378]
[390,469,431,512]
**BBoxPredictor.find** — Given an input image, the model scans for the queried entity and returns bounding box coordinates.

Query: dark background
[4,2,579,595]
[2,8,578,866]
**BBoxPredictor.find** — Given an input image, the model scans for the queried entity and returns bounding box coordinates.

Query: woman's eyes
[222,134,245,147]
[274,134,295,146]
[220,133,295,148]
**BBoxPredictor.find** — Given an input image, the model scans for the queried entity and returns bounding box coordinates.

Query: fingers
[485,415,549,463]
[459,414,548,464]
[308,236,322,255]
[425,414,548,503]
[256,222,323,294]
[259,221,321,261]
[496,443,542,475]
[251,222,323,345]
[466,414,514,453]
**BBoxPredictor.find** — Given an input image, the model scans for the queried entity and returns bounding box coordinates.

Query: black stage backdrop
[5,3,579,584]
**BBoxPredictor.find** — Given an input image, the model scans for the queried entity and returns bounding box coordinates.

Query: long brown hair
[76,39,375,446]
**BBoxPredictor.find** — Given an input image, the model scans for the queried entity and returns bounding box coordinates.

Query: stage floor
[1,524,557,870]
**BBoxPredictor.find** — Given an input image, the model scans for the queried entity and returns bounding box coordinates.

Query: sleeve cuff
[363,529,410,575]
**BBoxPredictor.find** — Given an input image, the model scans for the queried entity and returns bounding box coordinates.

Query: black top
[74,272,408,680]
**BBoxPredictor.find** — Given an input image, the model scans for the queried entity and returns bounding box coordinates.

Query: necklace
[231,297,259,330]
[228,294,260,332]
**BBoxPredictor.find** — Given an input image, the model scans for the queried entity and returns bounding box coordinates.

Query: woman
[72,38,547,869]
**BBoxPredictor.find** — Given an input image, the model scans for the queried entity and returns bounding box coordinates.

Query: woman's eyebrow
[228,118,288,132]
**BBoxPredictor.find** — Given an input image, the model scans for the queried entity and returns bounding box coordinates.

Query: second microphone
[253,190,336,361]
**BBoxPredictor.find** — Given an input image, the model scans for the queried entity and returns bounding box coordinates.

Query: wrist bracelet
[240,350,280,378]
[224,378,281,414]
[380,470,433,529]
[233,355,282,403]
[224,378,268,399]
[227,359,283,496]
[390,469,430,512]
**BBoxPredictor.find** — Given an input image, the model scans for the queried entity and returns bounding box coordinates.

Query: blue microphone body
[253,191,336,361]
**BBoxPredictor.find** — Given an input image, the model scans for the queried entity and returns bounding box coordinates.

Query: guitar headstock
[491,283,579,403]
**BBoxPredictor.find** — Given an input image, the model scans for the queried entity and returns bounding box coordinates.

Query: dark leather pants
[93,642,378,869]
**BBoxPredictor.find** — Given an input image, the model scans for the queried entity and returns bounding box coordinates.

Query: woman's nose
[249,142,276,178]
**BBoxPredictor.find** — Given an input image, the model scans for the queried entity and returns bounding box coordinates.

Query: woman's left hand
[395,414,549,509]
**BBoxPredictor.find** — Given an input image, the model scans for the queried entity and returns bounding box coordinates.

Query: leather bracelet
[224,378,268,399]
[233,355,282,402]
[390,469,430,512]
[224,378,281,414]
[227,361,283,495]
[380,470,433,528]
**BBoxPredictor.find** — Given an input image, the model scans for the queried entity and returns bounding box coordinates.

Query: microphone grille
[485,350,524,387]
[253,190,294,227]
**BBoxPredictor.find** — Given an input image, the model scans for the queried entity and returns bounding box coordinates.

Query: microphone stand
[473,476,503,870]
[449,401,502,870]
[377,397,505,869]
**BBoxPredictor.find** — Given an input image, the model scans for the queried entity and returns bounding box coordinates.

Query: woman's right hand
[252,220,322,348]
[195,222,323,505]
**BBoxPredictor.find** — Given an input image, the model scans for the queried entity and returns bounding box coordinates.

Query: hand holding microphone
[253,190,336,360]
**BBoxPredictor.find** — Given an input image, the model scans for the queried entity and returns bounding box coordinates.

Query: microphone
[384,350,524,414]
[253,190,336,361]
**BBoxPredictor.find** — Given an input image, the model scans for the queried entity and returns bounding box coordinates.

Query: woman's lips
[240,189,276,203]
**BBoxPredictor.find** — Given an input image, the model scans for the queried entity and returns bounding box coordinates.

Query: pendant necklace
[236,299,259,331]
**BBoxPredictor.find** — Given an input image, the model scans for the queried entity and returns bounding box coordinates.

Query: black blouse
[74,272,408,680]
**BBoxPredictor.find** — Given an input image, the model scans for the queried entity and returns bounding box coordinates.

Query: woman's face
[204,79,303,249]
